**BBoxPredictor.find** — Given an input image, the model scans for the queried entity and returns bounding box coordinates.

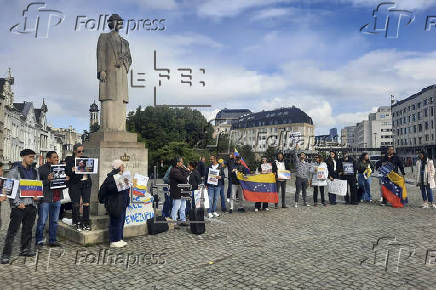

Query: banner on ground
[237,172,278,203]
[327,179,347,196]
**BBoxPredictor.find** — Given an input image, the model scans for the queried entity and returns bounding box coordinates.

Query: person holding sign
[35,151,66,247]
[357,152,374,202]
[65,143,93,231]
[1,149,40,264]
[309,154,328,206]
[293,145,312,208]
[205,155,225,218]
[339,152,359,205]
[229,156,249,213]
[274,152,289,208]
[255,156,277,211]
[326,151,340,205]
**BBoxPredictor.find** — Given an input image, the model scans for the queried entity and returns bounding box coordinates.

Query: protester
[326,151,340,205]
[65,143,92,231]
[99,160,130,248]
[274,152,288,208]
[226,153,235,199]
[255,156,276,211]
[415,151,436,208]
[217,158,227,212]
[197,156,207,179]
[162,163,173,218]
[169,157,190,226]
[36,151,65,247]
[339,151,359,205]
[358,152,373,202]
[380,146,405,206]
[310,154,328,206]
[229,156,249,213]
[205,155,225,218]
[294,144,311,208]
[186,161,201,217]
[1,149,39,264]
[0,163,7,229]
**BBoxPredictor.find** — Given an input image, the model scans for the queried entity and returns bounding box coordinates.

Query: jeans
[2,206,37,257]
[219,185,226,210]
[420,184,434,203]
[275,180,287,207]
[295,177,308,204]
[108,191,129,242]
[358,174,371,201]
[171,199,186,221]
[313,186,325,204]
[208,186,220,213]
[230,185,244,210]
[162,188,172,218]
[35,201,61,244]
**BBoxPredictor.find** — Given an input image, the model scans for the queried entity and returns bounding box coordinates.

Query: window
[419,137,422,144]
[414,138,416,145]
[425,109,428,117]
[424,99,428,105]
[432,120,434,129]
[430,97,434,103]
[419,124,423,132]
[408,115,411,123]
[413,105,416,110]
[425,122,429,130]
[426,134,429,141]
[414,125,417,133]
[418,112,421,120]
[417,102,421,108]
[412,114,416,122]
[431,107,434,116]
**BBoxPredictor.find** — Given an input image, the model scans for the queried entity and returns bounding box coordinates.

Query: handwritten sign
[317,167,327,180]
[261,163,272,174]
[327,179,347,196]
[277,170,291,180]
[125,195,154,226]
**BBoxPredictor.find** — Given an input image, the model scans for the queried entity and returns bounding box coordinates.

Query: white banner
[327,179,347,196]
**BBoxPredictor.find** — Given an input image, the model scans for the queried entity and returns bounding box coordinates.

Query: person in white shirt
[310,155,329,206]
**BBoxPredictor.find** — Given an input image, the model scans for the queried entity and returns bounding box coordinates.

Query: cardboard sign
[1,178,19,199]
[50,164,67,189]
[207,168,220,186]
[131,174,150,203]
[327,179,347,196]
[75,158,98,174]
[19,180,43,197]
[342,162,354,175]
[317,167,327,180]
[125,195,154,226]
[277,170,291,180]
[261,163,273,174]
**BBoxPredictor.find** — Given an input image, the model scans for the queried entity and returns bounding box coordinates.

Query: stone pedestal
[58,130,151,245]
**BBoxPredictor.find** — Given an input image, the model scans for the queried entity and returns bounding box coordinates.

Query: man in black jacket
[169,157,190,225]
[35,151,65,247]
[65,143,93,231]
[226,153,235,198]
[380,146,405,206]
[229,157,249,213]
[339,152,358,205]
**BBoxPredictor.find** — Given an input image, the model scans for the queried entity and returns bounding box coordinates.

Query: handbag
[60,188,71,204]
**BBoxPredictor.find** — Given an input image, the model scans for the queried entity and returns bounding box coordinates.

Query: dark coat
[65,155,92,187]
[339,157,358,176]
[381,154,405,175]
[204,163,225,187]
[197,161,206,178]
[326,158,340,179]
[169,166,190,199]
[188,169,202,191]
[231,163,249,185]
[99,169,130,217]
[38,163,64,203]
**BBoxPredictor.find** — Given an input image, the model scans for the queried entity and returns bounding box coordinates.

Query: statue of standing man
[97,14,132,132]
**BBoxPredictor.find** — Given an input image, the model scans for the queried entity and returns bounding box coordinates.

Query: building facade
[0,70,82,164]
[213,108,251,138]
[230,106,315,153]
[392,85,436,159]
[341,125,356,147]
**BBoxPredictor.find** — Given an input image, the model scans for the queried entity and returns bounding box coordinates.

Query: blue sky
[2,0,436,135]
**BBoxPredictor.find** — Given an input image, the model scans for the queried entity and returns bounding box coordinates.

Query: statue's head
[108,14,123,32]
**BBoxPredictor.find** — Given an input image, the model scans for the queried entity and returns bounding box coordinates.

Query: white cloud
[196,0,293,18]
[336,0,436,10]
[252,8,295,20]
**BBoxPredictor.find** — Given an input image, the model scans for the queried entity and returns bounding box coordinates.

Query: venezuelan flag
[234,148,250,172]
[379,163,408,208]
[237,172,278,203]
[19,179,43,198]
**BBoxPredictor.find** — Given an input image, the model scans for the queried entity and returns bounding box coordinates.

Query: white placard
[261,163,273,174]
[317,167,327,180]
[207,168,220,186]
[75,158,98,174]
[327,179,347,196]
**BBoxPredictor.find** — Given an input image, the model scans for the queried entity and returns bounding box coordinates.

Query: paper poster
[131,174,150,203]
[75,158,98,174]
[19,179,43,198]
[125,196,154,226]
[277,170,291,180]
[1,178,19,199]
[50,164,67,189]
[207,168,220,186]
[342,162,354,175]
[261,163,273,174]
[113,171,132,192]
[327,179,347,196]
[194,188,209,208]
[317,167,327,180]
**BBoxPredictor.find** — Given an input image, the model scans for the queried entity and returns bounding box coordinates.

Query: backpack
[163,166,172,184]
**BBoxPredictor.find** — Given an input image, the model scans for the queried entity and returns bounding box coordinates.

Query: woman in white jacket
[415,151,436,208]
[310,154,329,206]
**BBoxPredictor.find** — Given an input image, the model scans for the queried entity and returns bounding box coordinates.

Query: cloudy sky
[2,0,436,134]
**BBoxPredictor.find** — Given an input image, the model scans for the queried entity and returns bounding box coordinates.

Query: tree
[236,145,256,171]
[265,146,279,162]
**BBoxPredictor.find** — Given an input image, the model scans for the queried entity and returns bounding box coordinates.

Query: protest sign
[113,171,132,192]
[317,167,327,180]
[75,158,98,174]
[342,162,354,175]
[261,163,273,174]
[50,164,67,189]
[19,180,43,198]
[194,188,209,208]
[327,179,347,196]
[207,168,219,186]
[125,195,154,226]
[277,170,291,180]
[1,178,19,199]
[131,174,150,203]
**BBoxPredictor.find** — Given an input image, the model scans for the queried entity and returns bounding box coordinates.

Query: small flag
[234,148,249,171]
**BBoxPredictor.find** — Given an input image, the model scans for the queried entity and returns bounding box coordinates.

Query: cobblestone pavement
[0,173,436,289]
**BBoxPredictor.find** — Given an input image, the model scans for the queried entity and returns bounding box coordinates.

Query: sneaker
[35,242,44,248]
[221,209,227,213]
[379,203,386,206]
[421,203,429,208]
[322,203,327,206]
[237,208,245,212]
[294,203,298,208]
[432,204,436,209]
[264,208,270,211]
[304,203,310,207]
[48,242,62,247]
[208,213,214,218]
[254,208,259,212]
[110,241,124,248]
[82,224,91,231]
[213,212,220,218]
[19,250,35,257]
[73,223,82,232]
[119,240,127,246]
[313,203,318,207]
[0,256,10,264]
[229,209,233,214]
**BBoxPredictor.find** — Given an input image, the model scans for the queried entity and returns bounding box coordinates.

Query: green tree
[265,146,279,162]
[236,145,256,171]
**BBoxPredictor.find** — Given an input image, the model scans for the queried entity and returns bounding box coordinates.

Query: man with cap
[1,149,40,264]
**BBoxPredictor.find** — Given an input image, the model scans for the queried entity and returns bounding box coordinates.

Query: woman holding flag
[415,151,436,208]
[358,153,373,202]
